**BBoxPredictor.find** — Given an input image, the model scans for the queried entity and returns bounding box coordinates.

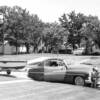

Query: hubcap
[75,76,84,86]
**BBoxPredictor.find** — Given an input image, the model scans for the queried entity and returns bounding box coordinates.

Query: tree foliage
[42,22,67,53]
[0,6,43,53]
[59,11,86,49]
[59,11,100,54]
[0,6,100,55]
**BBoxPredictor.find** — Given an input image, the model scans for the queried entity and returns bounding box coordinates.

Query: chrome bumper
[85,76,92,84]
[85,77,100,85]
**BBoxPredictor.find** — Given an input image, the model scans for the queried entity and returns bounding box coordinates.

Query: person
[91,66,99,88]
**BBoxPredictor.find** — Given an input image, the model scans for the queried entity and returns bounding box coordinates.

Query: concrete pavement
[0,72,100,100]
[0,54,100,100]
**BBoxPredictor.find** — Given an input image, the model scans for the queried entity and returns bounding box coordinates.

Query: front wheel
[74,76,85,86]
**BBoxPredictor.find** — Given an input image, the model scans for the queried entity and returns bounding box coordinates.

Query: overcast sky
[0,0,100,22]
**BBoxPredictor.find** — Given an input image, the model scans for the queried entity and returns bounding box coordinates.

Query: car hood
[68,63,93,73]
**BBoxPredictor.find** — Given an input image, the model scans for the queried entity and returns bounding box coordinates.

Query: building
[0,41,27,54]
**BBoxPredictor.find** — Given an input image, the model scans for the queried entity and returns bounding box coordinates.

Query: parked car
[73,48,85,55]
[59,48,73,54]
[25,57,100,86]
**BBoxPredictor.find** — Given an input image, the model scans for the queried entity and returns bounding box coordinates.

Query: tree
[42,22,67,53]
[0,6,44,54]
[81,15,100,54]
[59,11,86,50]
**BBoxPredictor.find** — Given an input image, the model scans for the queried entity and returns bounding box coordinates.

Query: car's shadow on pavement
[29,77,100,90]
[0,74,16,78]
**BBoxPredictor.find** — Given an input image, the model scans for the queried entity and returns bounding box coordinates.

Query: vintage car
[73,48,85,55]
[26,57,100,86]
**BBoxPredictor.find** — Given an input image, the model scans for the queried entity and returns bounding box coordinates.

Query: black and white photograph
[0,0,100,100]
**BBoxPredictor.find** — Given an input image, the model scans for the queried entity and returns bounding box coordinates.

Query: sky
[0,0,100,23]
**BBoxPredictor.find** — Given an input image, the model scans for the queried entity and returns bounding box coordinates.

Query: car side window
[57,60,67,69]
[57,61,64,66]
[45,60,58,67]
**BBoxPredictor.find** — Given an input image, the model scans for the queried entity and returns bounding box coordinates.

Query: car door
[44,59,67,81]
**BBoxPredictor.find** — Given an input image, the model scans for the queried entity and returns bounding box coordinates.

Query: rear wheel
[6,70,11,75]
[74,76,85,86]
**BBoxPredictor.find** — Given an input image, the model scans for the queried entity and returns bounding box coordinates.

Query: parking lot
[0,54,100,100]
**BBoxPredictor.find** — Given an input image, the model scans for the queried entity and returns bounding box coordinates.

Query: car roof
[27,57,61,64]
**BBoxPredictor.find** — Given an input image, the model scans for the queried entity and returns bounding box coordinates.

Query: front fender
[64,71,89,83]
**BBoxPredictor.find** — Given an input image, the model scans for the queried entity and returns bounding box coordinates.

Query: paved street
[0,54,100,100]
[0,72,100,100]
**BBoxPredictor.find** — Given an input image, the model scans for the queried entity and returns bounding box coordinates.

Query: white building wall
[4,43,12,54]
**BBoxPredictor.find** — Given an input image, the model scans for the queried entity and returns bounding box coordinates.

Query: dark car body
[26,57,100,86]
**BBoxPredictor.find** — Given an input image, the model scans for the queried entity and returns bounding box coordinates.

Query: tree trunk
[16,45,18,54]
[25,43,30,54]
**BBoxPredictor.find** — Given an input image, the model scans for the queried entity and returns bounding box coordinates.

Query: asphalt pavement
[0,72,100,100]
[0,54,100,100]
